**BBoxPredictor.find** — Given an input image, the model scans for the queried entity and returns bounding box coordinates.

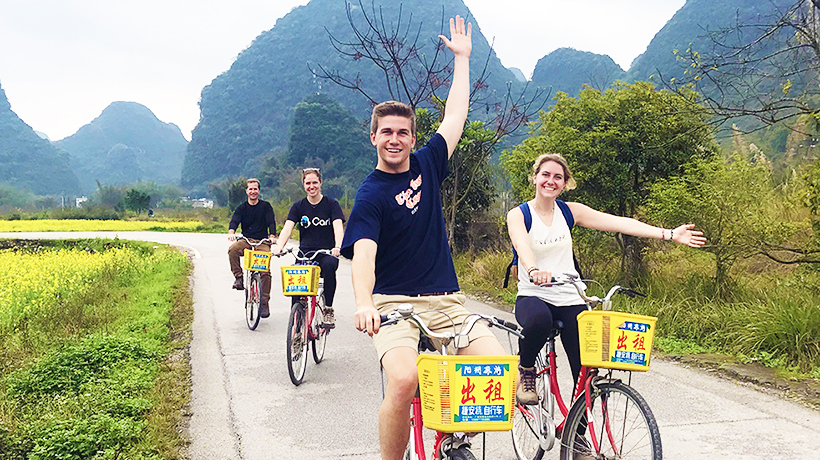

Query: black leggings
[514,296,587,383]
[291,253,339,306]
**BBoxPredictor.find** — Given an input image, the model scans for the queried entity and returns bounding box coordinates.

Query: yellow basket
[577,310,657,372]
[280,265,321,296]
[243,249,272,272]
[416,354,518,433]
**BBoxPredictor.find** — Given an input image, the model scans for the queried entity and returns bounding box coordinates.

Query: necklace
[533,201,554,217]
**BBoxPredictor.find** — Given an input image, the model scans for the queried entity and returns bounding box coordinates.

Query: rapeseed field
[0,219,203,232]
[0,241,191,459]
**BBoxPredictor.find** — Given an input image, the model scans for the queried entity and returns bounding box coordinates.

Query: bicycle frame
[538,343,584,431]
[281,247,335,385]
[293,285,323,341]
[517,330,635,459]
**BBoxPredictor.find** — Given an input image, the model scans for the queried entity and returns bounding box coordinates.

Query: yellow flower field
[0,219,203,232]
[0,247,185,330]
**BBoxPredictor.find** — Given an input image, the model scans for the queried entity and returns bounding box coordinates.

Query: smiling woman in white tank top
[506,153,707,406]
[515,200,583,306]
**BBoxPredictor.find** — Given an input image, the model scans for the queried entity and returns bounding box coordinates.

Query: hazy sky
[0,0,685,142]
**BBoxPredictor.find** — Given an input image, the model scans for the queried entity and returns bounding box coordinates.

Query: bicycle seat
[547,320,564,339]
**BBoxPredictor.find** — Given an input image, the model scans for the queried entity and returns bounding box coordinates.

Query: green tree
[415,106,498,251]
[280,93,374,199]
[208,177,248,210]
[807,160,820,240]
[0,183,37,209]
[91,181,125,212]
[287,94,372,166]
[123,189,151,214]
[648,152,818,296]
[502,82,719,282]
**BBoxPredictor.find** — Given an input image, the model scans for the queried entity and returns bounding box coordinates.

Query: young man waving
[340,16,505,460]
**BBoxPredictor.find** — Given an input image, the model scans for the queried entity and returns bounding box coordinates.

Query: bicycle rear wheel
[560,380,662,460]
[245,273,260,330]
[286,301,309,385]
[311,292,328,363]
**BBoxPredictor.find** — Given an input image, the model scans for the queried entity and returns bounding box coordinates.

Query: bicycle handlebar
[275,246,337,262]
[237,235,272,248]
[378,303,524,348]
[533,273,646,310]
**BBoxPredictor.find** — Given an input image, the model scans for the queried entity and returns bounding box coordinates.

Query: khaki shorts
[372,293,495,360]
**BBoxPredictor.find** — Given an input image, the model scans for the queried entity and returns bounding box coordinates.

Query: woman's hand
[672,224,706,248]
[331,247,341,257]
[529,268,553,286]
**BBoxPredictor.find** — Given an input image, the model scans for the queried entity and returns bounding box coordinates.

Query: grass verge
[0,239,192,459]
[454,248,820,380]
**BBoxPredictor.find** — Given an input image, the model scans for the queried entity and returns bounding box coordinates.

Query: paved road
[3,231,819,459]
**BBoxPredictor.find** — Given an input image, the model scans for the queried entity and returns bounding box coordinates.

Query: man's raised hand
[439,15,472,59]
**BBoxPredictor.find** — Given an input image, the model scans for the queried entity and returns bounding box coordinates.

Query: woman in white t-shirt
[507,153,706,405]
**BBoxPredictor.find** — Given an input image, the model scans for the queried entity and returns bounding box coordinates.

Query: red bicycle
[278,247,335,386]
[238,236,272,331]
[510,274,662,460]
[379,305,525,460]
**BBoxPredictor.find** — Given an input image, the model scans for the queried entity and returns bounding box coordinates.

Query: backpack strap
[556,199,574,230]
[504,203,532,288]
[556,199,585,278]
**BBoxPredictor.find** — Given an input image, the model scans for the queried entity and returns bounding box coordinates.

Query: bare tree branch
[665,0,820,134]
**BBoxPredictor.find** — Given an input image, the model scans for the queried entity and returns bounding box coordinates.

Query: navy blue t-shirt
[341,133,459,295]
[286,196,345,252]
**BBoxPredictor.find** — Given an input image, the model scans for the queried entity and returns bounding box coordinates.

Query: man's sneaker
[517,365,538,405]
[322,307,335,329]
[232,277,244,290]
[259,301,270,318]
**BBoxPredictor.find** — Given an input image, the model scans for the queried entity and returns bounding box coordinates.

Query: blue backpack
[503,200,583,288]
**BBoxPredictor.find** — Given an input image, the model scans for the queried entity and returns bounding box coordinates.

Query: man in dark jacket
[227,178,276,317]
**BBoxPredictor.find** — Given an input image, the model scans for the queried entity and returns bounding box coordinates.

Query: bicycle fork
[581,374,621,458]
[409,393,473,460]
[410,393,426,459]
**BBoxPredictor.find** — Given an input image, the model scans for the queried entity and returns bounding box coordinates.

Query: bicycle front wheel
[311,293,328,363]
[445,446,477,460]
[245,273,260,330]
[286,301,309,385]
[560,380,661,460]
